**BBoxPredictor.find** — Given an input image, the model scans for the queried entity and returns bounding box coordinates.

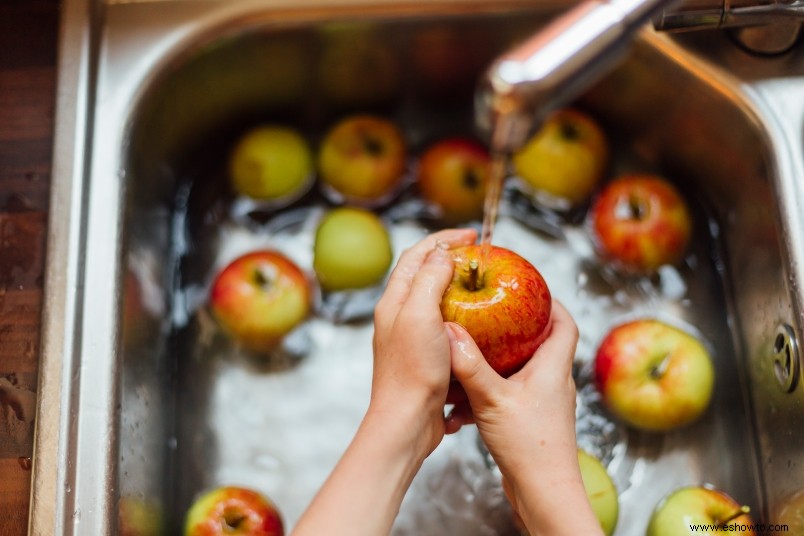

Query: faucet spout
[477,0,675,152]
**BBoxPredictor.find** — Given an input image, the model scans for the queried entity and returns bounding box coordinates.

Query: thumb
[446,322,503,407]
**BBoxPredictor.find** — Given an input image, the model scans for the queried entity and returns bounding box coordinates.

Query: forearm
[291,410,427,536]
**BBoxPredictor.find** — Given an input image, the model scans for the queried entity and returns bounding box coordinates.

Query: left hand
[368,228,477,460]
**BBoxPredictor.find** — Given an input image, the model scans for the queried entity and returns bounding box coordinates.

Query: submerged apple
[210,250,311,352]
[578,449,619,536]
[648,486,755,536]
[589,174,692,273]
[440,245,551,377]
[184,486,284,536]
[595,319,715,432]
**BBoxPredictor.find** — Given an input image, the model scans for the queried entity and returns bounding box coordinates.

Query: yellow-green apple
[588,174,692,273]
[594,319,714,432]
[184,486,284,536]
[119,496,162,536]
[417,138,490,224]
[313,207,393,291]
[318,115,407,205]
[647,486,755,535]
[210,251,311,352]
[440,245,551,377]
[512,109,608,206]
[578,449,619,536]
[229,126,313,203]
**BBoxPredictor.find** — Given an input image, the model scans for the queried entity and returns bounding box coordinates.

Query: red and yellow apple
[512,108,608,206]
[229,126,314,203]
[440,245,551,377]
[313,207,393,291]
[594,319,714,432]
[647,486,755,535]
[417,138,490,224]
[184,486,284,536]
[588,174,692,273]
[210,250,311,352]
[578,449,619,536]
[318,115,407,205]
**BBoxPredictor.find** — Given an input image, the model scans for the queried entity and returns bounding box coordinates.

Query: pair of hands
[368,229,600,535]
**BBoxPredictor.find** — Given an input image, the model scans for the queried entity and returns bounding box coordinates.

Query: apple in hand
[210,251,311,352]
[512,108,608,207]
[578,450,618,536]
[184,486,284,536]
[313,207,393,291]
[318,115,407,205]
[594,319,714,431]
[440,245,551,377]
[229,126,314,203]
[589,174,692,273]
[417,138,490,224]
[648,486,755,535]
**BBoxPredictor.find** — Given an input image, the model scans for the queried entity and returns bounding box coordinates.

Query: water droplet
[17,457,31,470]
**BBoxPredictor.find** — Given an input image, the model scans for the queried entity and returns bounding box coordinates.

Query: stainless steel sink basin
[33,1,804,534]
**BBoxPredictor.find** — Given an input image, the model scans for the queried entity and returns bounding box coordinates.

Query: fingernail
[435,239,449,251]
[445,322,461,343]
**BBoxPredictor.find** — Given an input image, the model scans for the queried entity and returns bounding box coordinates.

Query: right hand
[445,301,603,535]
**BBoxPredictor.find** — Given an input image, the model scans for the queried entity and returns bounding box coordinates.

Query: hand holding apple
[229,126,313,203]
[589,174,692,273]
[318,115,407,205]
[210,250,311,352]
[447,303,603,535]
[417,138,490,224]
[184,486,284,536]
[594,319,714,431]
[313,207,393,291]
[648,486,755,535]
[440,245,551,377]
[513,108,608,207]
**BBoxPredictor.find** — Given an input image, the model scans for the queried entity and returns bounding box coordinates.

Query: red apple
[210,251,311,352]
[512,108,609,207]
[594,319,714,432]
[417,138,490,224]
[184,486,284,536]
[440,245,552,377]
[318,115,407,205]
[648,486,755,535]
[588,174,692,273]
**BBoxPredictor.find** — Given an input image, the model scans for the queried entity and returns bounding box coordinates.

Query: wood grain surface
[0,0,59,533]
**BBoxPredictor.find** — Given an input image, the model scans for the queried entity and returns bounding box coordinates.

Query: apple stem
[650,353,671,380]
[719,505,750,527]
[467,259,480,291]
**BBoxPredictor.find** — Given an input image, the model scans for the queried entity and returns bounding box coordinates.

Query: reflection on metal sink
[33,1,804,535]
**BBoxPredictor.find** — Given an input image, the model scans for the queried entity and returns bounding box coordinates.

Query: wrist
[363,400,437,465]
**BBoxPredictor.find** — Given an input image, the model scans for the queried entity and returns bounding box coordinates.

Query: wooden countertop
[0,1,59,534]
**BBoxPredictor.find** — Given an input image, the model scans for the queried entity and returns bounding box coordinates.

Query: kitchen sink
[32,1,804,534]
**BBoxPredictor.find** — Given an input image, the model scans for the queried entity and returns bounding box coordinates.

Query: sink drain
[772,324,800,393]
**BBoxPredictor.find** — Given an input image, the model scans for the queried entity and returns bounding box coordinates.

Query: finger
[375,229,476,329]
[444,402,475,434]
[515,300,578,380]
[446,322,504,407]
[396,246,455,326]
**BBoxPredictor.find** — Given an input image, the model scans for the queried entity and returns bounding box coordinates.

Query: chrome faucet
[478,0,804,152]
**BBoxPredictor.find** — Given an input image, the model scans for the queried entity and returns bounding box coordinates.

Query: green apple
[595,319,715,432]
[578,450,618,536]
[184,486,284,536]
[313,207,393,291]
[648,486,755,535]
[229,126,313,202]
[210,250,312,352]
[513,108,608,206]
[318,115,407,204]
